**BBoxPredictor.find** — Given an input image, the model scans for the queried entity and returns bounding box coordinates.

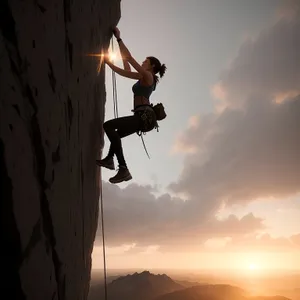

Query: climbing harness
[133,106,160,159]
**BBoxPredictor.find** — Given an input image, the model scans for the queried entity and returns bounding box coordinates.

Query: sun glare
[248,263,259,270]
[109,52,117,61]
[85,49,119,74]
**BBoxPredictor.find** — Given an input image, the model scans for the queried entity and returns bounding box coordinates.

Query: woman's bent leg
[101,115,140,183]
[103,115,139,167]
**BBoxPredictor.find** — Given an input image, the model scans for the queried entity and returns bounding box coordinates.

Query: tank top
[132,78,156,99]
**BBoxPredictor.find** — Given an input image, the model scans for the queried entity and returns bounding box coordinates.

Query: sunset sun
[248,263,259,270]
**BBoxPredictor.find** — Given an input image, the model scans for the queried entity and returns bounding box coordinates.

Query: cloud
[170,116,200,154]
[274,89,300,104]
[275,0,300,21]
[170,96,300,206]
[223,233,300,252]
[171,132,198,154]
[170,6,300,206]
[202,233,300,253]
[290,233,300,246]
[212,5,300,109]
[96,182,264,251]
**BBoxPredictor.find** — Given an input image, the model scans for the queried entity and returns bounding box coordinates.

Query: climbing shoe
[96,156,115,170]
[109,166,132,184]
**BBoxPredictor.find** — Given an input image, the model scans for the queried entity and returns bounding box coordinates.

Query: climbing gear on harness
[133,103,167,123]
[132,103,166,159]
[131,105,159,159]
[134,106,157,132]
[152,103,167,121]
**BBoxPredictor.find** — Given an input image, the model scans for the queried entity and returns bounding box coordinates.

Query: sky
[93,0,300,272]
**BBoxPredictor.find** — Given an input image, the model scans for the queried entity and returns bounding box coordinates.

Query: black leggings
[103,115,139,167]
[103,110,156,167]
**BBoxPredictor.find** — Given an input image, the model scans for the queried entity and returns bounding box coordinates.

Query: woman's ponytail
[159,63,167,78]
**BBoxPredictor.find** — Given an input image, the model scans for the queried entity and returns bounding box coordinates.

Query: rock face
[0,1,120,299]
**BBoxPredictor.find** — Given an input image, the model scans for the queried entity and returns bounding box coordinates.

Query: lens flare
[85,49,119,74]
[109,52,117,61]
[85,52,103,74]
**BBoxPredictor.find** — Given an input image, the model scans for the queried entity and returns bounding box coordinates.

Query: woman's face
[142,58,152,70]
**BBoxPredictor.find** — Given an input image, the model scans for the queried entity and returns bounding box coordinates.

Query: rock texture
[0,0,120,299]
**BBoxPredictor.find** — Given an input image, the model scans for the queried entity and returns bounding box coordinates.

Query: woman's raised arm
[113,27,131,71]
[113,27,153,85]
[105,56,142,80]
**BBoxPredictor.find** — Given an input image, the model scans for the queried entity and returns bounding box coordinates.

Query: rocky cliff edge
[0,0,120,299]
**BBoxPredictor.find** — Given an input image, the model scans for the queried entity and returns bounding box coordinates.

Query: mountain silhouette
[155,284,292,300]
[156,284,246,300]
[88,270,184,300]
[88,271,292,300]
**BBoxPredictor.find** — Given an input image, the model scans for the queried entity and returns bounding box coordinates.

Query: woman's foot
[109,166,132,184]
[96,156,115,170]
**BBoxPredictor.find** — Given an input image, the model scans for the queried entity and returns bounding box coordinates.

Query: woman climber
[96,27,167,184]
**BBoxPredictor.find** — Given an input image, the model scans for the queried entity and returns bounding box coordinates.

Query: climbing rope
[99,37,119,300]
[138,132,151,159]
[99,179,108,300]
[111,39,119,118]
[99,33,159,298]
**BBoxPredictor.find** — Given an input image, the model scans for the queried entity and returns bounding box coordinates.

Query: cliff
[0,0,120,299]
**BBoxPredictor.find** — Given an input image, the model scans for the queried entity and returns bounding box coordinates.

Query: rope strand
[99,179,107,300]
[111,38,119,118]
[100,37,119,300]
